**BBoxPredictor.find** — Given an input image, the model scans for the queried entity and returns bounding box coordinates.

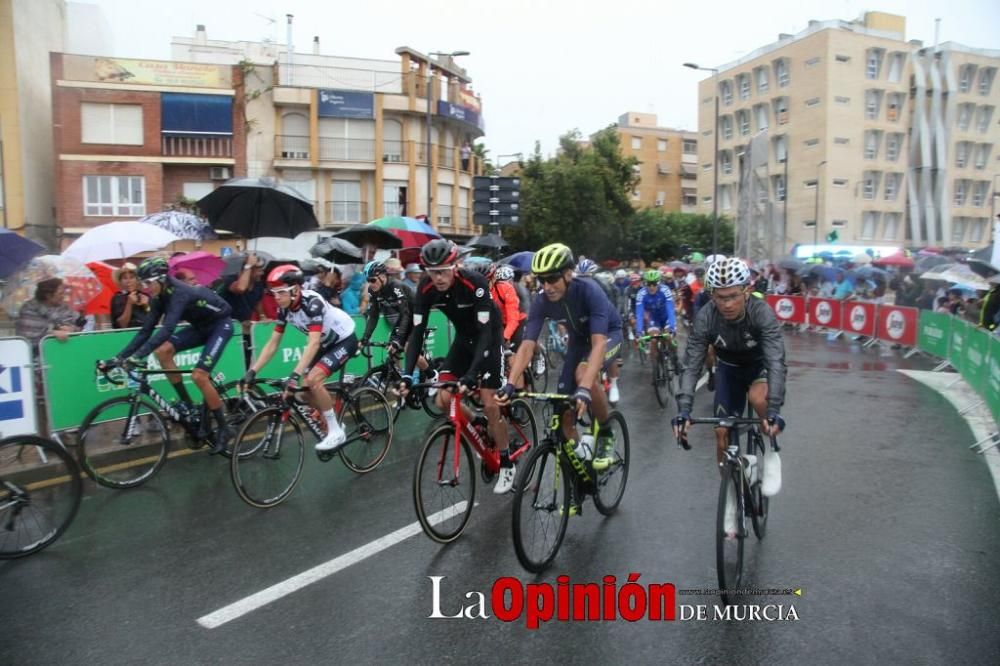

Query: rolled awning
[161,93,233,135]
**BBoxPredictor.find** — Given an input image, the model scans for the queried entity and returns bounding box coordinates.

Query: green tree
[627,210,734,262]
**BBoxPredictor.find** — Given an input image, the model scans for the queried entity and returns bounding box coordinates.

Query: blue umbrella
[500,250,534,273]
[804,264,838,281]
[855,266,888,280]
[0,229,46,279]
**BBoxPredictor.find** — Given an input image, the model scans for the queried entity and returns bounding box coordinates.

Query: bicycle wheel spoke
[78,397,170,489]
[593,412,630,515]
[338,387,393,474]
[512,443,569,572]
[231,408,304,508]
[413,425,475,543]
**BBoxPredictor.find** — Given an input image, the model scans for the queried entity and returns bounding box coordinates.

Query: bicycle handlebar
[674,416,780,452]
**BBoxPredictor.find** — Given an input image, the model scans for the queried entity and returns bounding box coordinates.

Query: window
[974,144,991,170]
[804,138,819,148]
[805,57,820,68]
[957,104,974,130]
[81,103,143,145]
[702,163,712,172]
[774,58,790,87]
[702,196,713,205]
[864,130,881,160]
[803,220,817,229]
[978,67,996,96]
[657,139,667,151]
[754,104,769,131]
[738,74,751,100]
[331,181,362,223]
[83,175,145,216]
[833,178,848,187]
[773,97,789,125]
[721,150,733,175]
[977,106,994,133]
[721,115,733,140]
[683,139,697,153]
[863,172,879,200]
[805,97,820,108]
[861,211,880,240]
[887,53,905,83]
[631,136,642,150]
[865,90,882,120]
[437,184,453,225]
[835,96,850,105]
[384,181,407,216]
[318,117,375,160]
[755,66,769,94]
[887,93,903,122]
[972,181,988,207]
[866,48,884,79]
[682,190,697,206]
[182,182,213,200]
[831,219,847,228]
[956,142,971,168]
[773,175,786,202]
[953,179,968,206]
[886,133,902,161]
[970,218,988,242]
[383,119,403,162]
[281,171,315,205]
[883,213,900,241]
[959,65,976,93]
[804,179,818,189]
[720,186,733,210]
[280,112,310,158]
[884,173,900,201]
[773,135,787,163]
[952,217,968,242]
[720,80,733,106]
[835,54,851,63]
[737,110,750,136]
[834,137,850,145]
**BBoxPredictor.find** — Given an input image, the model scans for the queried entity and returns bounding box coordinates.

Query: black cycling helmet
[420,239,459,267]
[137,257,169,282]
[465,260,495,279]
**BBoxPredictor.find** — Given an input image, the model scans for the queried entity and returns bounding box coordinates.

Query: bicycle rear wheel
[77,396,170,489]
[506,398,539,450]
[338,386,394,474]
[0,436,83,558]
[716,467,746,605]
[230,407,305,508]
[593,411,630,515]
[511,441,571,573]
[413,423,475,543]
[653,350,669,408]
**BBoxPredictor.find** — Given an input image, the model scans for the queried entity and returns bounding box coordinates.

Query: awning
[657,162,672,175]
[680,163,697,177]
[161,93,233,135]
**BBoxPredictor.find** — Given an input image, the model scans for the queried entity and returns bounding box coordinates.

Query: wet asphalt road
[2,331,999,664]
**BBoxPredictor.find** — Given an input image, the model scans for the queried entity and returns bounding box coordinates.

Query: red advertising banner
[766,295,807,324]
[806,297,842,330]
[875,305,919,346]
[842,301,877,337]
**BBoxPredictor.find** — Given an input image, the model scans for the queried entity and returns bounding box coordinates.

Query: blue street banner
[318,90,374,119]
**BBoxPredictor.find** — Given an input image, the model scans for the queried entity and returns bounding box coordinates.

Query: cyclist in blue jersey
[635,269,676,367]
[499,243,623,471]
[101,257,235,454]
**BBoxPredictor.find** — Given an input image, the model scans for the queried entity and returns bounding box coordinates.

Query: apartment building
[614,112,698,212]
[695,11,1000,253]
[173,27,486,239]
[50,52,251,246]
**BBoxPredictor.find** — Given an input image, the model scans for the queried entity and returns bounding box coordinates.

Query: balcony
[325,201,369,226]
[438,144,455,169]
[382,140,408,164]
[276,135,310,160]
[162,134,233,158]
[318,138,376,162]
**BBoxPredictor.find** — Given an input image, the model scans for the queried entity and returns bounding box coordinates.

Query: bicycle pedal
[559,503,581,517]
[316,450,335,462]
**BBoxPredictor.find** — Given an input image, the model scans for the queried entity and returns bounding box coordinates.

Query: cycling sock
[172,380,193,404]
[610,377,619,388]
[323,409,342,434]
[500,449,513,468]
[212,407,228,431]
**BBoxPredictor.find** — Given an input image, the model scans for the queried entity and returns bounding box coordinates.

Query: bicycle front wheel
[593,410,630,515]
[413,423,475,543]
[230,407,305,508]
[531,345,549,393]
[338,386,394,474]
[506,398,539,450]
[77,396,170,489]
[0,436,83,558]
[750,432,769,539]
[717,467,746,605]
[653,351,669,408]
[511,441,571,573]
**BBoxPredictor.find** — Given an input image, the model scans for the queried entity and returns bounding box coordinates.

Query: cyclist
[358,260,428,380]
[626,272,643,346]
[500,243,623,471]
[102,257,235,454]
[242,265,358,453]
[578,258,622,402]
[635,269,676,367]
[467,261,525,347]
[693,256,724,391]
[671,257,787,534]
[398,240,512,494]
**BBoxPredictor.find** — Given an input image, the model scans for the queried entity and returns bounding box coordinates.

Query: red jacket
[491,280,525,341]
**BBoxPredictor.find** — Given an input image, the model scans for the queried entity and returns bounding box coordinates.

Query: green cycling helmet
[137,257,169,282]
[643,269,660,284]
[531,243,574,275]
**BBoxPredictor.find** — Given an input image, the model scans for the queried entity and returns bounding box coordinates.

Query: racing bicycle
[638,332,680,409]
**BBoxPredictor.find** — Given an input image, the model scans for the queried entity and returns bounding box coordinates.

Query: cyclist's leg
[435,340,472,412]
[154,337,192,404]
[308,335,358,449]
[556,344,587,442]
[188,319,233,410]
[712,361,752,470]
[590,332,622,467]
[647,326,661,364]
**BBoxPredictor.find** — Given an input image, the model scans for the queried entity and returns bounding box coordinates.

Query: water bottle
[575,433,595,461]
[743,454,758,484]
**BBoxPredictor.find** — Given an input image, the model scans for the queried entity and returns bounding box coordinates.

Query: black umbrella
[914,254,949,273]
[309,237,363,264]
[966,258,1000,279]
[777,257,803,272]
[220,251,275,278]
[970,244,994,263]
[332,224,402,250]
[466,234,509,252]
[197,177,318,239]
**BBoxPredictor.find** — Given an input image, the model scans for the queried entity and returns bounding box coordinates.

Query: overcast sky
[84,0,999,159]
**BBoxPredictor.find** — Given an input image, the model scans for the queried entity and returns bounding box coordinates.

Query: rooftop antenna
[254,11,277,43]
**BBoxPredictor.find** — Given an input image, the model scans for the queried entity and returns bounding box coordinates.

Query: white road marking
[197,501,469,629]
[899,370,1000,501]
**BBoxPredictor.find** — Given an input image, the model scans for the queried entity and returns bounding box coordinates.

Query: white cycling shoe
[493,464,516,494]
[608,383,620,404]
[762,450,782,497]
[315,427,347,452]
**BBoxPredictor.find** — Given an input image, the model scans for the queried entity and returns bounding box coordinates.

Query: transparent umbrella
[1,255,101,318]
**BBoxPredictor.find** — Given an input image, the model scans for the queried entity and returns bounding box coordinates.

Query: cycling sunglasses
[537,273,564,285]
[366,277,381,284]
[269,286,296,296]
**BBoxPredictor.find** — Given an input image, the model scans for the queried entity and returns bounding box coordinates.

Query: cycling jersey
[677,296,787,414]
[635,287,676,335]
[404,269,501,384]
[692,289,712,319]
[275,289,355,346]
[119,276,232,361]
[626,285,643,319]
[491,279,525,342]
[361,279,413,348]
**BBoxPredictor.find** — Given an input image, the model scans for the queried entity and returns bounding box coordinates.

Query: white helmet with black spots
[705,257,751,289]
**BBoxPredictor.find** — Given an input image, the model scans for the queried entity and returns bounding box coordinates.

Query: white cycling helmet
[615,269,628,279]
[705,254,727,266]
[705,257,752,289]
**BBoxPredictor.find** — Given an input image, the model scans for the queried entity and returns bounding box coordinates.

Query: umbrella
[500,251,534,273]
[220,251,276,279]
[688,251,706,263]
[1,255,102,317]
[169,251,226,286]
[965,258,1000,279]
[668,260,690,269]
[462,255,493,266]
[851,253,872,265]
[466,234,509,252]
[139,211,217,241]
[82,261,118,316]
[872,253,914,268]
[368,216,441,248]
[777,257,803,271]
[855,266,889,280]
[0,229,46,279]
[197,177,318,239]
[309,237,363,264]
[62,221,180,263]
[937,267,989,290]
[332,224,403,250]
[804,264,838,282]
[988,274,1000,286]
[914,255,949,272]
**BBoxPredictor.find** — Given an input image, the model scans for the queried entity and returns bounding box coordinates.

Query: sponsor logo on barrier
[815,301,833,325]
[850,306,867,330]
[886,311,907,340]
[776,298,795,319]
[924,326,944,340]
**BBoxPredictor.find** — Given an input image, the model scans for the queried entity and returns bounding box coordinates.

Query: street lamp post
[425,50,470,225]
[684,62,720,256]
[813,160,827,250]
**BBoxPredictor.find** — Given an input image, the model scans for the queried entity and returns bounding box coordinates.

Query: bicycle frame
[519,392,598,485]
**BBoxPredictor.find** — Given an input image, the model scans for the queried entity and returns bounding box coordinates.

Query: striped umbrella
[368,216,441,248]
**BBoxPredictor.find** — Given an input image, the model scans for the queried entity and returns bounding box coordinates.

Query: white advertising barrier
[0,337,38,437]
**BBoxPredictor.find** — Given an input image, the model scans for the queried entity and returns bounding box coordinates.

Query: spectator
[221,252,267,365]
[934,296,951,314]
[403,263,422,292]
[313,264,343,305]
[384,257,404,280]
[15,278,82,351]
[832,271,854,300]
[110,262,151,329]
[979,280,1000,331]
[340,271,365,315]
[460,141,472,171]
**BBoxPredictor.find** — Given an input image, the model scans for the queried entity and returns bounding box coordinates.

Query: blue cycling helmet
[576,258,599,275]
[363,260,387,280]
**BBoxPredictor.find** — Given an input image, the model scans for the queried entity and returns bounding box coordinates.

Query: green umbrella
[689,251,705,263]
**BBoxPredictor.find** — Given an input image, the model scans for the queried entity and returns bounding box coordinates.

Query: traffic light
[826,230,839,242]
[473,176,521,227]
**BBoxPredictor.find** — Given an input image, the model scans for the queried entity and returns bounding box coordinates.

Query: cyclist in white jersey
[242,265,358,452]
